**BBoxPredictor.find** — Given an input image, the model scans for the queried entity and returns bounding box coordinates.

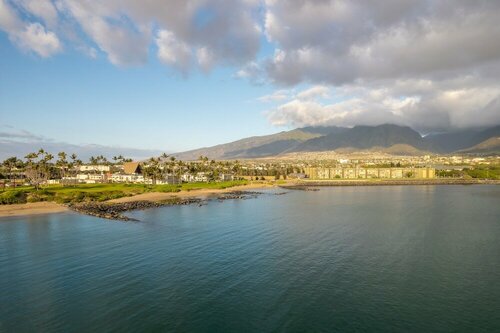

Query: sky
[1,0,500,157]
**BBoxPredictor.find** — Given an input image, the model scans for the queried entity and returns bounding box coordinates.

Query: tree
[143,157,162,186]
[70,153,82,186]
[2,157,23,188]
[56,152,68,184]
[24,149,53,190]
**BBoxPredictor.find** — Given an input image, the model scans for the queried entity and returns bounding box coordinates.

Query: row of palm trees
[1,149,303,189]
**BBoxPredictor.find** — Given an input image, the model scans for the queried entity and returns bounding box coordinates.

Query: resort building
[78,165,110,172]
[219,173,236,181]
[76,173,107,183]
[123,162,142,175]
[304,167,435,180]
[110,174,145,183]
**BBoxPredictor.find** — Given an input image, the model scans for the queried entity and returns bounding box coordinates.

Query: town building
[123,162,142,175]
[78,165,111,172]
[304,167,436,180]
[110,174,145,183]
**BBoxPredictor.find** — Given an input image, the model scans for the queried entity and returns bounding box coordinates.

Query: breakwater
[283,178,500,188]
[69,191,265,221]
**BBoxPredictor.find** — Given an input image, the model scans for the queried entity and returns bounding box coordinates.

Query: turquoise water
[1,185,499,332]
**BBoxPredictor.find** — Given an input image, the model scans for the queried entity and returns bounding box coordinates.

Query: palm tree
[2,157,23,188]
[56,152,68,185]
[24,150,53,190]
[144,157,162,186]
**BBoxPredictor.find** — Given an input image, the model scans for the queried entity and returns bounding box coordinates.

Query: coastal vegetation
[0,181,248,205]
[0,147,498,207]
[436,166,500,180]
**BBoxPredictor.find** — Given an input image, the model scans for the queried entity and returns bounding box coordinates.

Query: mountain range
[174,124,500,160]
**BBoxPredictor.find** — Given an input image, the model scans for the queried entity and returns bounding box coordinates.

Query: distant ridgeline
[174,124,500,160]
[304,167,435,180]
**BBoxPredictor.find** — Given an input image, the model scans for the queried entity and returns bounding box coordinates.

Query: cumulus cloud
[264,0,500,85]
[1,0,262,69]
[57,0,150,66]
[260,0,500,130]
[18,0,58,27]
[156,29,191,72]
[0,0,62,57]
[1,0,500,130]
[257,89,290,103]
[266,78,500,131]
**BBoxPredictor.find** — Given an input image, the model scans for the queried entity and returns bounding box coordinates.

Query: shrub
[0,190,28,204]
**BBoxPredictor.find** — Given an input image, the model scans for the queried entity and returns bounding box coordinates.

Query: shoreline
[1,179,498,219]
[107,183,273,203]
[284,178,500,187]
[0,201,70,219]
[0,183,274,219]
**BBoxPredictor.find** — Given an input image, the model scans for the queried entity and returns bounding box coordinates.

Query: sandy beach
[0,201,70,218]
[108,183,274,203]
[0,183,274,219]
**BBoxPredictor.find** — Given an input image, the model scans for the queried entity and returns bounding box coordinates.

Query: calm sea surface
[1,185,499,332]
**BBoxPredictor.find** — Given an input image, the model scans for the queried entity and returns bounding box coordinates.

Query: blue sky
[0,32,284,152]
[1,0,499,157]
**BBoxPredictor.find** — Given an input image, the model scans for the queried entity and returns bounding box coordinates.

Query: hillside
[457,137,500,154]
[423,125,500,153]
[292,124,426,152]
[174,124,500,160]
[174,126,346,160]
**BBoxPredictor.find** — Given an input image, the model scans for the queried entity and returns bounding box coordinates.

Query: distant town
[1,149,499,190]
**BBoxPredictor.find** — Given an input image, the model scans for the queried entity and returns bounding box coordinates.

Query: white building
[181,173,208,182]
[111,174,144,183]
[79,165,110,172]
[219,174,235,181]
[76,173,106,183]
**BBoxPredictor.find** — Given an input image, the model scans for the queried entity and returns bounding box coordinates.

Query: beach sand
[0,183,274,219]
[108,183,274,203]
[0,201,70,219]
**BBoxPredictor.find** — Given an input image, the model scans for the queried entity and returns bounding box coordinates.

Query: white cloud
[156,29,191,72]
[266,79,500,131]
[296,85,330,100]
[13,22,62,57]
[1,0,500,130]
[264,0,500,85]
[196,47,215,72]
[0,0,62,57]
[257,89,290,103]
[19,0,58,27]
[58,0,150,66]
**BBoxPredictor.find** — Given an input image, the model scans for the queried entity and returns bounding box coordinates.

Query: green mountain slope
[174,124,500,160]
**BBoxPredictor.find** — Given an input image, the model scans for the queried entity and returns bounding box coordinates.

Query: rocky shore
[283,179,500,188]
[69,191,266,221]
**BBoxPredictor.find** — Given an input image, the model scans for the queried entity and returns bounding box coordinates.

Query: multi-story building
[304,167,435,180]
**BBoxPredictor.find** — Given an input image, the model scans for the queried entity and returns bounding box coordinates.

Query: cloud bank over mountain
[1,0,499,131]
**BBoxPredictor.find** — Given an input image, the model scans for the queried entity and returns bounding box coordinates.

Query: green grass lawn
[0,180,248,205]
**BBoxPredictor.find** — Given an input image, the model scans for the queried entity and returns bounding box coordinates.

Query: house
[219,173,235,181]
[195,172,209,182]
[79,165,110,172]
[76,173,107,183]
[123,162,142,174]
[111,174,144,183]
[165,175,181,184]
[181,172,209,182]
[181,173,195,182]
